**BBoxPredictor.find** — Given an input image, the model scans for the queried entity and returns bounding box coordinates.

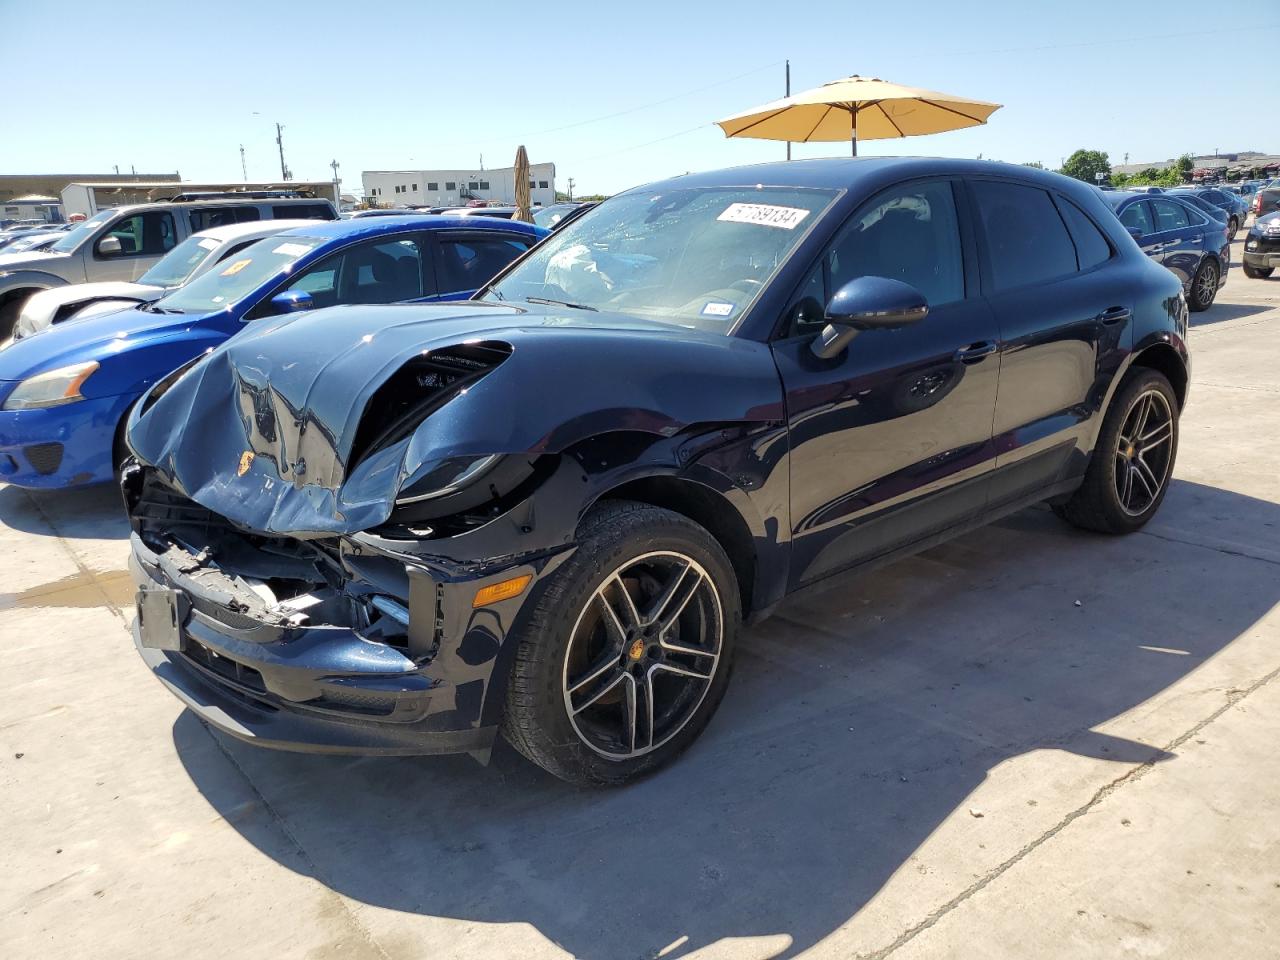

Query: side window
[189,206,256,231]
[97,211,178,257]
[782,180,964,337]
[971,180,1076,292]
[1056,198,1112,270]
[1151,199,1189,232]
[273,203,333,220]
[1119,201,1153,236]
[436,235,531,293]
[1203,190,1227,204]
[279,237,427,312]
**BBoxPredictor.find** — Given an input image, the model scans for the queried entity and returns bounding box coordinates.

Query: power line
[942,24,1279,58]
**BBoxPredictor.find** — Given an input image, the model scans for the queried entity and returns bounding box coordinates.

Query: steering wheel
[730,279,764,294]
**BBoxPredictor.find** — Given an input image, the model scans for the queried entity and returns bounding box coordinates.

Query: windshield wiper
[524,296,598,312]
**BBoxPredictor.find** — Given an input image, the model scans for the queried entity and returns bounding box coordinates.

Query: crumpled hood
[15,281,164,339]
[127,301,782,536]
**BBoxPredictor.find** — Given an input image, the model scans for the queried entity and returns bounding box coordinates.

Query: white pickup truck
[0,196,335,337]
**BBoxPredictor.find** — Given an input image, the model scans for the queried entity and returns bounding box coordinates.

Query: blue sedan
[0,215,545,488]
[1103,192,1228,311]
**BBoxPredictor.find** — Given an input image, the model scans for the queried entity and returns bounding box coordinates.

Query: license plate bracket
[136,587,189,652]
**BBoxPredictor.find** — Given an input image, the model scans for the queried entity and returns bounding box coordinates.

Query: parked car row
[0,215,545,489]
[39,158,1188,786]
[0,195,339,338]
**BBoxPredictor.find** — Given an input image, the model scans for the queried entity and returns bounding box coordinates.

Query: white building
[362,163,556,209]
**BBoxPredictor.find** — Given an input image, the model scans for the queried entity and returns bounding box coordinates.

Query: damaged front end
[121,303,784,757]
[124,466,565,756]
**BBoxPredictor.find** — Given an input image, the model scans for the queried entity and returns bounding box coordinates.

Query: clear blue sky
[4,0,1273,196]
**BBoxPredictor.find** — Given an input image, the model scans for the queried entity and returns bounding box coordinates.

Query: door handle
[1097,306,1131,325]
[954,340,997,364]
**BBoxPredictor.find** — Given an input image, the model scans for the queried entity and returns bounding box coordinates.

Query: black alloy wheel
[503,501,739,785]
[1054,368,1179,534]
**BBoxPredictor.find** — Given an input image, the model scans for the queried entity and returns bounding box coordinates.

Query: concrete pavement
[2,262,1277,959]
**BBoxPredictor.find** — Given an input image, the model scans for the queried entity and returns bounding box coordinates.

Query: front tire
[1054,368,1179,534]
[1187,258,1219,312]
[1228,216,1239,240]
[1243,262,1274,279]
[502,500,740,786]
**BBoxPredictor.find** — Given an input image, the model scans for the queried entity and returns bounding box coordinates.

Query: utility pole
[113,164,119,175]
[275,123,291,181]
[785,60,791,161]
[479,153,484,171]
[330,158,341,209]
[567,177,575,201]
[240,144,248,182]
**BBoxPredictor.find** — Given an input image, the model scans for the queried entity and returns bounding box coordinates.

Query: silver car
[12,220,320,339]
[0,196,336,337]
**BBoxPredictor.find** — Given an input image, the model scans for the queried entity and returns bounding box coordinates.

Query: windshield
[154,236,322,314]
[137,234,222,287]
[50,209,114,253]
[483,185,839,330]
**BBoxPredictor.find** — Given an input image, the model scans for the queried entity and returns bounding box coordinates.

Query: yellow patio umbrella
[512,145,533,223]
[717,75,1001,156]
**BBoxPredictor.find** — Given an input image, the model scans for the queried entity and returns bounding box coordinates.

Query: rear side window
[436,235,531,293]
[188,206,260,231]
[1151,199,1189,231]
[1056,198,1112,270]
[273,203,334,220]
[971,180,1077,292]
[1119,201,1153,235]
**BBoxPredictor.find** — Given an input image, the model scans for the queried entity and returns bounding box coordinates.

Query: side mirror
[270,290,314,314]
[811,276,928,359]
[96,235,123,257]
[1126,226,1144,242]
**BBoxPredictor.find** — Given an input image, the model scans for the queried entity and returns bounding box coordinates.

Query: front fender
[0,270,69,294]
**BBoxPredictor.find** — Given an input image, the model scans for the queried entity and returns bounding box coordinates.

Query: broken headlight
[395,454,500,505]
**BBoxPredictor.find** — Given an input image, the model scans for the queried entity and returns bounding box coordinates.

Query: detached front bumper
[0,392,133,487]
[128,527,551,757]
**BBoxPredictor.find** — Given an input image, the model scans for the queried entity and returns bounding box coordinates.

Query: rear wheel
[1243,262,1274,280]
[503,500,739,785]
[1187,258,1219,311]
[1054,368,1179,534]
[1228,216,1239,240]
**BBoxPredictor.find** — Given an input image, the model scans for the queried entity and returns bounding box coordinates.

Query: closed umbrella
[717,75,1001,156]
[512,145,533,223]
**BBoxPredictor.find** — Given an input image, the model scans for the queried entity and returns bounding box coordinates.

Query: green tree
[1022,161,1044,169]
[1061,149,1112,185]
[1175,153,1194,183]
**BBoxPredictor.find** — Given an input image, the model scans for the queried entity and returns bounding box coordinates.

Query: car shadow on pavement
[172,479,1280,960]
[1191,302,1272,327]
[0,482,129,539]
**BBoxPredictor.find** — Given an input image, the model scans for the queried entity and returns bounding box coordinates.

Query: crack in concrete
[205,731,394,960]
[858,662,1280,960]
[1135,527,1280,567]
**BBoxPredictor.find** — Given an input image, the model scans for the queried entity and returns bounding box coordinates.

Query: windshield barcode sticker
[717,203,810,230]
[272,242,312,257]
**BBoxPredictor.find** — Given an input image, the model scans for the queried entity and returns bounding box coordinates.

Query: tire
[1228,216,1239,240]
[1187,258,1219,312]
[1053,368,1179,535]
[0,297,22,340]
[1242,262,1274,279]
[502,500,740,786]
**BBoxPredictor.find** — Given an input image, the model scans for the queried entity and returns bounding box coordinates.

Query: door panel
[972,184,1130,502]
[773,178,999,589]
[1148,198,1202,286]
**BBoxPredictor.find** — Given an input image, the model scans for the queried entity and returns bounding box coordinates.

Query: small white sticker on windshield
[701,301,735,317]
[272,242,312,257]
[717,203,810,230]
[197,238,219,250]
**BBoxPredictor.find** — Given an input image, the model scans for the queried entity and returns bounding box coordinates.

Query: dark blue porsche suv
[123,158,1189,785]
